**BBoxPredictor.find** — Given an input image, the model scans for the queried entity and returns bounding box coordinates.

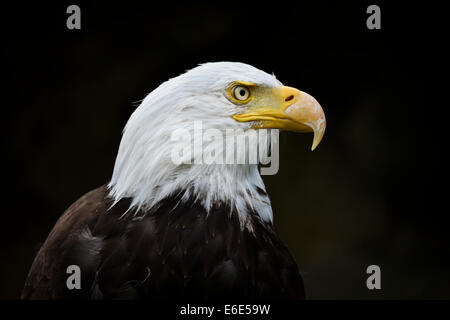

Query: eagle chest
[88,195,302,299]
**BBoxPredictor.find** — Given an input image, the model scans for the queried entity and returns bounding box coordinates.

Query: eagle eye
[230,85,251,102]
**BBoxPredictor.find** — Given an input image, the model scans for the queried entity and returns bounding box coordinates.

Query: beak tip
[284,90,326,152]
[311,129,325,151]
[311,142,319,151]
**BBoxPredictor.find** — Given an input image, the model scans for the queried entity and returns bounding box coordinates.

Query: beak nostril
[285,95,294,102]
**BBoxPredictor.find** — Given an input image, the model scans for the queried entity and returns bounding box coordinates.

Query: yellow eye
[231,85,251,102]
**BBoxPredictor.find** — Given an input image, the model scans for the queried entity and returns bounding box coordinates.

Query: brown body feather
[22,185,304,300]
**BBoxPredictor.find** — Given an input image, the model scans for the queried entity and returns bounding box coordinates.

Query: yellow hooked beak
[232,86,326,150]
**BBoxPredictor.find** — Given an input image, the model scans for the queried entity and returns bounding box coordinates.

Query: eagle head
[108,62,326,226]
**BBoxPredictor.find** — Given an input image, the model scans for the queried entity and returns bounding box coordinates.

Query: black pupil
[239,89,246,97]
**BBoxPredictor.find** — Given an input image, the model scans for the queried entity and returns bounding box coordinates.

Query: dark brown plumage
[22,185,304,300]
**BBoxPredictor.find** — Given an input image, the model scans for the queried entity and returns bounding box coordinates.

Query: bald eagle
[22,62,325,300]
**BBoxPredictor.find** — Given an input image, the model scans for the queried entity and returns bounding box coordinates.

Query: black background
[2,1,448,299]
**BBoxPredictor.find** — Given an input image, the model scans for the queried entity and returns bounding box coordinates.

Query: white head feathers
[108,62,282,226]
